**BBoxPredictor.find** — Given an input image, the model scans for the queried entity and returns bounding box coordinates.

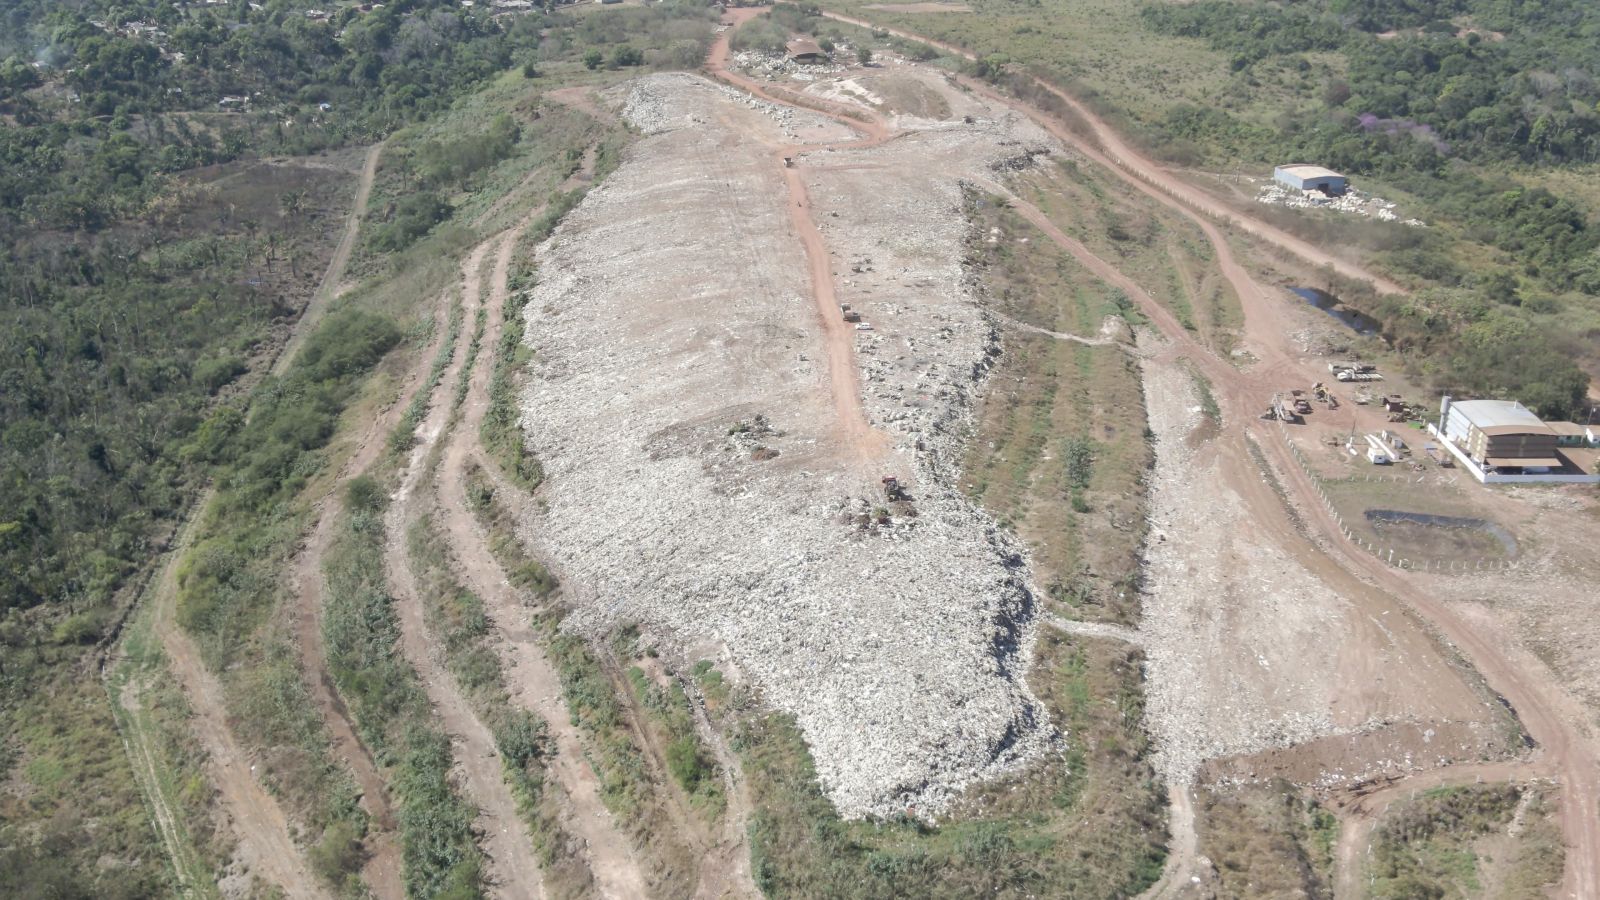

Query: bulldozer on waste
[882,476,909,502]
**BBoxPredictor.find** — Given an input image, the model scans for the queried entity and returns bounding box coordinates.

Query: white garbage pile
[1256,180,1425,226]
[517,73,1056,818]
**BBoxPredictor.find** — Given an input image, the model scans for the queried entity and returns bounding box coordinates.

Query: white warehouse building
[1274,164,1348,196]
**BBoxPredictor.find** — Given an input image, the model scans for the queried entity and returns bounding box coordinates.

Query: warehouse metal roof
[1451,399,1551,433]
[1276,164,1344,180]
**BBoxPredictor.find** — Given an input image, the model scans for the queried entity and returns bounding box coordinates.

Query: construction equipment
[882,476,909,502]
[1269,392,1301,424]
[1330,361,1382,382]
[1294,396,1313,416]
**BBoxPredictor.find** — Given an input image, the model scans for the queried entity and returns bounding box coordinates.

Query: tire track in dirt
[289,287,455,900]
[1328,761,1552,899]
[449,142,758,895]
[760,12,1600,897]
[145,498,329,899]
[708,9,893,464]
[114,140,388,900]
[815,9,1403,298]
[435,209,650,899]
[275,143,383,377]
[111,499,216,900]
[387,240,547,900]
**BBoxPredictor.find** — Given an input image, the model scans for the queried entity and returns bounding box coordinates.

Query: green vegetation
[405,508,595,898]
[465,463,706,896]
[615,634,726,818]
[178,309,400,651]
[323,478,483,899]
[2,0,712,879]
[822,0,1595,416]
[479,188,591,490]
[391,296,463,456]
[729,628,1165,898]
[1369,783,1563,899]
[1197,781,1337,898]
[1190,369,1222,426]
[961,190,1153,625]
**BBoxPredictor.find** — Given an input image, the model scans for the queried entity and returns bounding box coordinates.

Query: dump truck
[1270,392,1301,424]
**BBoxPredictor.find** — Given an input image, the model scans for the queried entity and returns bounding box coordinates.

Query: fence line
[1271,417,1508,575]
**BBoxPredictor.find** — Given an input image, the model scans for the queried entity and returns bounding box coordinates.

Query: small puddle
[1288,287,1381,334]
[1363,509,1518,556]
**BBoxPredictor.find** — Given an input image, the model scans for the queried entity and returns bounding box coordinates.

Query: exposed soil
[287,283,453,900]
[817,10,1600,897]
[136,493,328,900]
[433,216,652,898]
[119,142,386,900]
[385,241,548,900]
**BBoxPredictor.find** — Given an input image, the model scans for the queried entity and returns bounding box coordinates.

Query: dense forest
[0,0,715,892]
[1139,0,1600,417]
[0,0,559,628]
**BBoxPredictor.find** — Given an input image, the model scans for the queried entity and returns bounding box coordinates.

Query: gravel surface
[516,73,1063,818]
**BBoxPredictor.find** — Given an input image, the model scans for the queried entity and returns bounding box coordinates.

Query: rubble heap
[516,73,1058,817]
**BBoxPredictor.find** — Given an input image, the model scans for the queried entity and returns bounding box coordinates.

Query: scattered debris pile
[1256,180,1424,226]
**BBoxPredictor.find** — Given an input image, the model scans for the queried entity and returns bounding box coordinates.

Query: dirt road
[763,10,1600,895]
[816,10,1404,297]
[1329,761,1552,899]
[287,283,457,900]
[112,141,393,900]
[274,143,382,377]
[138,494,328,899]
[708,10,891,462]
[386,242,547,900]
[435,221,650,900]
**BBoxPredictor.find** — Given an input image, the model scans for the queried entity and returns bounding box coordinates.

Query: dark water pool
[1289,287,1381,334]
[1364,509,1518,556]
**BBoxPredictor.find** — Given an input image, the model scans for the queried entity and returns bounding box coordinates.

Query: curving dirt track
[707,9,893,463]
[435,220,651,900]
[274,143,383,377]
[142,495,329,899]
[816,10,1403,298]
[115,139,391,900]
[785,8,1600,896]
[384,241,549,900]
[1329,761,1553,899]
[288,285,456,900]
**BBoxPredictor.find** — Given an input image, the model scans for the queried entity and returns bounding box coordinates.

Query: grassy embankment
[961,189,1157,626]
[818,0,1597,414]
[0,160,357,897]
[1196,781,1338,897]
[463,462,716,898]
[1367,783,1563,898]
[323,473,485,898]
[152,79,627,893]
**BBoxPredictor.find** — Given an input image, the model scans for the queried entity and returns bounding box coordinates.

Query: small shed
[1274,164,1347,196]
[786,39,827,63]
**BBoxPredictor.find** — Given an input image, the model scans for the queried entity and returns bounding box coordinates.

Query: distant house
[1431,397,1600,483]
[1274,164,1347,196]
[785,39,827,63]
